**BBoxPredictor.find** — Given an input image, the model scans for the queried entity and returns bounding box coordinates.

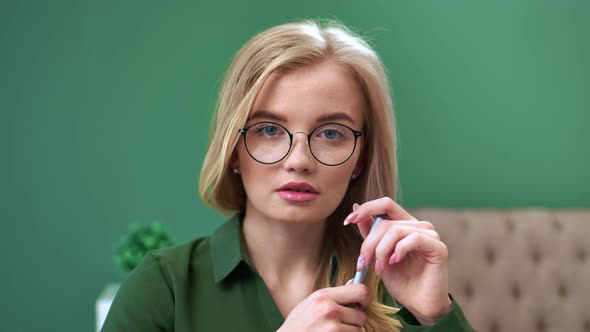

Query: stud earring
[351,174,357,180]
[233,168,240,174]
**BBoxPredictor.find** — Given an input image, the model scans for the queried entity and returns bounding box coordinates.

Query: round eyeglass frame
[238,121,364,166]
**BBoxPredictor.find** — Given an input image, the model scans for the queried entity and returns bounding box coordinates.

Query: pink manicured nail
[356,255,365,271]
[375,260,383,274]
[343,212,358,225]
[389,253,399,264]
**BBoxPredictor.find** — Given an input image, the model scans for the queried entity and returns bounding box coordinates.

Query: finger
[336,323,364,332]
[375,227,440,267]
[394,220,436,231]
[323,284,372,309]
[337,306,368,327]
[349,197,417,229]
[373,219,437,231]
[391,232,448,265]
[354,220,437,241]
[359,225,420,271]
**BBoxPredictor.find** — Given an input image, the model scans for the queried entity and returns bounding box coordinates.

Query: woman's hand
[344,197,452,325]
[277,283,371,332]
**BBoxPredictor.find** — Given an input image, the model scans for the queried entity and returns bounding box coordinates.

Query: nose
[283,132,315,172]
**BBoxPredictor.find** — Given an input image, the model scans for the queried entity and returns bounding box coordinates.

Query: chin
[246,194,339,224]
[270,203,335,224]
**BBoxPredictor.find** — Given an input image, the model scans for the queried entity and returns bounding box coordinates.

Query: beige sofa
[409,208,590,332]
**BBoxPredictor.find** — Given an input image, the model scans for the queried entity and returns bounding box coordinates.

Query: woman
[102,19,474,331]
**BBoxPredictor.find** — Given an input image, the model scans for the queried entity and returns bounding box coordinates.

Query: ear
[229,152,240,171]
[352,154,365,178]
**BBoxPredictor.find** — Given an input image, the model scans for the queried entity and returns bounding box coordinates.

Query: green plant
[114,221,174,273]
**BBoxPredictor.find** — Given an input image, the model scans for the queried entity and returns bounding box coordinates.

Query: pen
[352,214,387,284]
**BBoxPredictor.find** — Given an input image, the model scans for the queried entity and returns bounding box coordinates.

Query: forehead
[250,60,365,127]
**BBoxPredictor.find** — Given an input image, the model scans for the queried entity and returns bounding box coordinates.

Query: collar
[210,213,248,283]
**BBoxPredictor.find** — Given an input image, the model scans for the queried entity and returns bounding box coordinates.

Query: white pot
[95,282,121,332]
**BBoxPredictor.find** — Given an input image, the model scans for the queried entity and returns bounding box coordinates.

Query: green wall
[1,1,588,331]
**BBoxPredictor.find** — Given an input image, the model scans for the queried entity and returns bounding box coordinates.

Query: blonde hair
[199,19,401,331]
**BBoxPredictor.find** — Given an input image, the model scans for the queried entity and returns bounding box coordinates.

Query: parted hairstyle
[199,19,402,331]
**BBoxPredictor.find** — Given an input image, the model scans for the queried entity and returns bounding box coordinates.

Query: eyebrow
[249,110,356,124]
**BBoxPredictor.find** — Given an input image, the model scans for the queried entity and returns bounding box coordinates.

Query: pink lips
[276,182,319,202]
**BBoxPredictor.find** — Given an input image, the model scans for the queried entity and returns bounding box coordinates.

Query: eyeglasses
[238,121,363,166]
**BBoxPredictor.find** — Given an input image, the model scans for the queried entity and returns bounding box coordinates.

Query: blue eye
[263,126,278,136]
[322,128,343,139]
[251,123,284,137]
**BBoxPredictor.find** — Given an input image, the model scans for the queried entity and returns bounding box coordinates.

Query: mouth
[276,182,319,203]
[276,182,319,194]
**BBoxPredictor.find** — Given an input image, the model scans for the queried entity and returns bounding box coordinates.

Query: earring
[233,168,240,174]
[351,174,357,180]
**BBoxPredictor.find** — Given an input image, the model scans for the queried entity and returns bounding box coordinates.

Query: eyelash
[317,127,346,139]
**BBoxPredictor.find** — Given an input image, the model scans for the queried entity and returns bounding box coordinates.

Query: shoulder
[145,236,212,280]
[102,236,216,331]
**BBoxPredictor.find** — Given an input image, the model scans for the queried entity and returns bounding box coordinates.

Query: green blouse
[102,215,474,331]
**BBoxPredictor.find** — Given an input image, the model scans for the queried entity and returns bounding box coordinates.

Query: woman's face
[234,59,365,225]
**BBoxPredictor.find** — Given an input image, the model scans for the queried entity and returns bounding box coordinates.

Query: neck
[241,209,328,289]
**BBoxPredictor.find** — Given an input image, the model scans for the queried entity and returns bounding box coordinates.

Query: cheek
[327,166,355,193]
[236,146,266,190]
[236,144,252,170]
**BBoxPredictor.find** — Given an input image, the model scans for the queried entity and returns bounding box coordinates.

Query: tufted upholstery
[408,208,590,332]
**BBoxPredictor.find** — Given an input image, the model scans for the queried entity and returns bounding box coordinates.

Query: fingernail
[375,260,383,275]
[352,203,360,212]
[346,278,353,285]
[343,212,358,225]
[389,253,399,264]
[356,255,365,271]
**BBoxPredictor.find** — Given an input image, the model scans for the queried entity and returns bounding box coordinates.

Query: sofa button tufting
[459,217,469,232]
[489,321,499,332]
[558,284,568,298]
[485,250,495,265]
[552,218,562,232]
[532,250,541,264]
[505,218,514,232]
[464,284,474,300]
[578,250,587,262]
[511,285,521,300]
